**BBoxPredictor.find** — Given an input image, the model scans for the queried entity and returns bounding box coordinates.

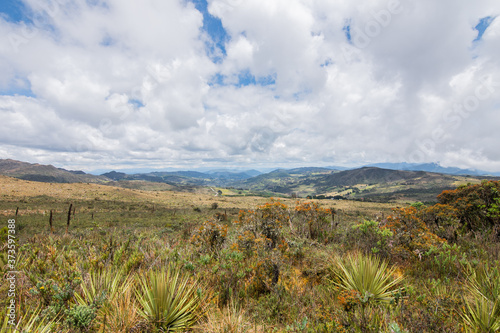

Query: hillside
[235,167,337,196]
[101,169,259,187]
[0,159,108,183]
[233,166,491,203]
[0,159,259,188]
[368,162,500,176]
[2,159,497,203]
[0,174,393,217]
[316,167,430,187]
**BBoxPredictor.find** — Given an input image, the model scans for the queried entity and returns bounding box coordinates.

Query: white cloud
[0,0,499,172]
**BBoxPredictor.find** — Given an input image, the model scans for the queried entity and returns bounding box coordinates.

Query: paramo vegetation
[1,180,499,332]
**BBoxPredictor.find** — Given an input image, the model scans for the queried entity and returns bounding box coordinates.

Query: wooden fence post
[66,203,73,234]
[49,210,53,234]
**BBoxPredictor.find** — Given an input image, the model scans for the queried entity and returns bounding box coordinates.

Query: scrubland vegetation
[1,177,499,332]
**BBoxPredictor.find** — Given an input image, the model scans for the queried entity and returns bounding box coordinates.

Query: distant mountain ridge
[229,166,499,202]
[0,159,107,183]
[100,169,261,186]
[95,162,498,178]
[366,162,500,177]
[1,159,498,203]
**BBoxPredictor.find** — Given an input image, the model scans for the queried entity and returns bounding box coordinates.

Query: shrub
[230,200,291,299]
[191,220,228,255]
[437,180,500,235]
[65,304,96,332]
[422,203,460,242]
[239,200,289,248]
[386,207,446,262]
[294,201,332,241]
[423,243,467,278]
[351,219,393,257]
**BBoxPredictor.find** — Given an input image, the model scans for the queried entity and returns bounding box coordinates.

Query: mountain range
[0,159,108,183]
[365,162,500,177]
[1,158,498,202]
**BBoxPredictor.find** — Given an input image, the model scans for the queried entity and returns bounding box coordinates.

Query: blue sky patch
[256,74,276,86]
[474,16,496,42]
[237,70,256,86]
[129,99,144,109]
[0,0,28,23]
[100,35,115,47]
[293,89,312,101]
[237,70,276,87]
[208,71,276,88]
[343,19,352,43]
[321,59,333,67]
[190,0,229,63]
[85,0,110,10]
[0,85,35,98]
[208,73,225,86]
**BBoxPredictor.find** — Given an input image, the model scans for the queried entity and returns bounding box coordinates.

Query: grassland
[1,175,499,332]
[0,175,396,233]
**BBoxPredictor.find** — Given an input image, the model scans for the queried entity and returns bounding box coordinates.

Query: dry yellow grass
[0,175,267,210]
[0,175,396,217]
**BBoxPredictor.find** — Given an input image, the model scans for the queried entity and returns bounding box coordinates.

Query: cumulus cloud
[0,0,499,172]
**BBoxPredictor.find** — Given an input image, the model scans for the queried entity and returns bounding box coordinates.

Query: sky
[0,0,499,172]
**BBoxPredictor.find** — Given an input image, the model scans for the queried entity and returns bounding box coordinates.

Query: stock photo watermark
[5,218,18,327]
[341,0,405,61]
[408,75,499,163]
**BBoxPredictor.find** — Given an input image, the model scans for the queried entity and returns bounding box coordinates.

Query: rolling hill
[0,159,108,183]
[2,159,497,203]
[315,167,437,187]
[231,166,495,203]
[367,162,500,177]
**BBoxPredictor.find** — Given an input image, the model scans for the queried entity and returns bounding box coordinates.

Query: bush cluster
[2,183,500,332]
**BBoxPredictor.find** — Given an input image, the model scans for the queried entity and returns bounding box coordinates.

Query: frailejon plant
[75,266,133,329]
[330,253,404,332]
[467,264,500,302]
[388,321,409,333]
[461,296,500,332]
[331,252,404,307]
[1,308,55,333]
[105,283,142,333]
[135,264,211,331]
[76,267,131,307]
[461,264,500,332]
